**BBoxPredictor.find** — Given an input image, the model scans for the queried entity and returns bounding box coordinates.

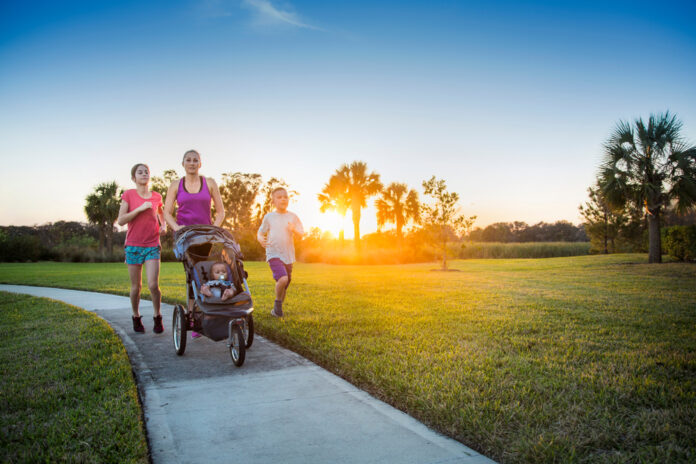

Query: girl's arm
[157,204,166,234]
[208,177,225,227]
[163,180,181,231]
[117,200,151,226]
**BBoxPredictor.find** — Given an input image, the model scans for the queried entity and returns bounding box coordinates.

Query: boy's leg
[275,276,289,302]
[269,258,290,316]
[277,262,293,302]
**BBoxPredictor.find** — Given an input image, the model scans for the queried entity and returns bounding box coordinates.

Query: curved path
[1,285,495,464]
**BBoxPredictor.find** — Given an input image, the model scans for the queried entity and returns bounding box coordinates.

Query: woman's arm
[208,177,225,227]
[163,180,181,231]
[117,200,151,226]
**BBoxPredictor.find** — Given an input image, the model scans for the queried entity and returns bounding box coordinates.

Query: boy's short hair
[131,163,149,179]
[271,187,287,198]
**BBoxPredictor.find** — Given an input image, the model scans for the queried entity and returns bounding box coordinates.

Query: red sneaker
[132,316,145,333]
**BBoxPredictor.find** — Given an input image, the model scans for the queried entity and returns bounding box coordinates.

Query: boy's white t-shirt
[257,211,304,264]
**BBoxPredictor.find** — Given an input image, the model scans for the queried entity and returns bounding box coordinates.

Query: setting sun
[315,210,346,239]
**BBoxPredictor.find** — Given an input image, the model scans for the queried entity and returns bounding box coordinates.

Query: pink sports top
[176,176,212,226]
[122,189,162,247]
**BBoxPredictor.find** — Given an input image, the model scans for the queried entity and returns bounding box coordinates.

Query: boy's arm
[257,215,269,247]
[292,214,305,238]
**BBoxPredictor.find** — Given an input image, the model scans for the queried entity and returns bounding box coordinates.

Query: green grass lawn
[1,254,695,463]
[0,292,148,463]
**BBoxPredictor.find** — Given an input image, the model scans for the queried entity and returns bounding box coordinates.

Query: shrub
[0,232,44,262]
[459,242,590,259]
[662,225,696,261]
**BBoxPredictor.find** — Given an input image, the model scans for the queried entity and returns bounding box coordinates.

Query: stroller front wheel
[229,324,246,367]
[243,314,254,349]
[173,304,187,356]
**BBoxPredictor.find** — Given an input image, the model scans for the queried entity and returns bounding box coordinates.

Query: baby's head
[210,262,227,281]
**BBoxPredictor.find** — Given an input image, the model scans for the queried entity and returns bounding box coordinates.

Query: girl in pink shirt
[117,163,166,334]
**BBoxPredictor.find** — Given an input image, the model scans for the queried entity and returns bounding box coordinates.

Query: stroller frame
[171,225,254,367]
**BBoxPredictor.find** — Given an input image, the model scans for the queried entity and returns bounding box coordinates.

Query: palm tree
[375,182,420,241]
[599,112,696,263]
[84,181,121,255]
[327,162,382,248]
[317,168,350,243]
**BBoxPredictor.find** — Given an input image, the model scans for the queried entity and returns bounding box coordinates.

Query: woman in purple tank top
[163,149,225,231]
[163,150,225,337]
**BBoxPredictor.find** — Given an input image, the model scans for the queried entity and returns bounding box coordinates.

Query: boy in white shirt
[257,187,304,317]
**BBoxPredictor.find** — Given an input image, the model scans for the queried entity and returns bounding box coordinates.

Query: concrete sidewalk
[1,285,496,464]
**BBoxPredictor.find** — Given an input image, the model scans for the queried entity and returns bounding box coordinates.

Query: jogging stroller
[172,225,254,367]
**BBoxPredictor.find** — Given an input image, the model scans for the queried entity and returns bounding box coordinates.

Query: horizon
[2,0,695,235]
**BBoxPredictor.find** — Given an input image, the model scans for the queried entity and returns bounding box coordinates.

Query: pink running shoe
[191,331,202,339]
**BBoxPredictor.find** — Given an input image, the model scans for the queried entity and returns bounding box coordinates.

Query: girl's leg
[128,264,143,317]
[144,259,162,317]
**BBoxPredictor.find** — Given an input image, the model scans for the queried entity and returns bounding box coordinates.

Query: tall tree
[317,169,350,243]
[331,161,382,248]
[84,181,121,255]
[599,112,696,263]
[375,182,421,241]
[579,182,623,254]
[422,176,476,270]
[218,172,262,230]
[151,169,179,198]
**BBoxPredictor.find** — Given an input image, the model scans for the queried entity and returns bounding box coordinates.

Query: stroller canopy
[173,225,242,261]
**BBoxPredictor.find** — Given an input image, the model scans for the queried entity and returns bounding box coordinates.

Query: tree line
[2,161,596,266]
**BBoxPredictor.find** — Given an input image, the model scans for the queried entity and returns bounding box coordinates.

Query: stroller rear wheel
[243,314,254,349]
[173,304,187,355]
[229,324,246,367]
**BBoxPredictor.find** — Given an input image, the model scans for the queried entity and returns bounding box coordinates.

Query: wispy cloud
[242,0,325,31]
[197,0,234,19]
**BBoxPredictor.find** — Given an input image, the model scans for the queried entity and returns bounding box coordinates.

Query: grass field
[1,255,695,463]
[0,292,148,463]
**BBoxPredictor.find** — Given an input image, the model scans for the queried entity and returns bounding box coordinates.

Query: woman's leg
[128,264,143,317]
[144,259,162,317]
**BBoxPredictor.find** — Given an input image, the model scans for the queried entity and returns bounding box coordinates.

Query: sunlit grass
[1,255,694,463]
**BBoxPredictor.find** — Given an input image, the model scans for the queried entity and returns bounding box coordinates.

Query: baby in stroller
[200,262,236,301]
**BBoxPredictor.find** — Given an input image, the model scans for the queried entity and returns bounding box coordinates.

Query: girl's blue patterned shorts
[125,246,161,265]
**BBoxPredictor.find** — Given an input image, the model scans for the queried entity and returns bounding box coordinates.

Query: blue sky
[1,0,695,236]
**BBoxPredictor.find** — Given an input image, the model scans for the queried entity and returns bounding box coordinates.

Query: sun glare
[315,211,346,238]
